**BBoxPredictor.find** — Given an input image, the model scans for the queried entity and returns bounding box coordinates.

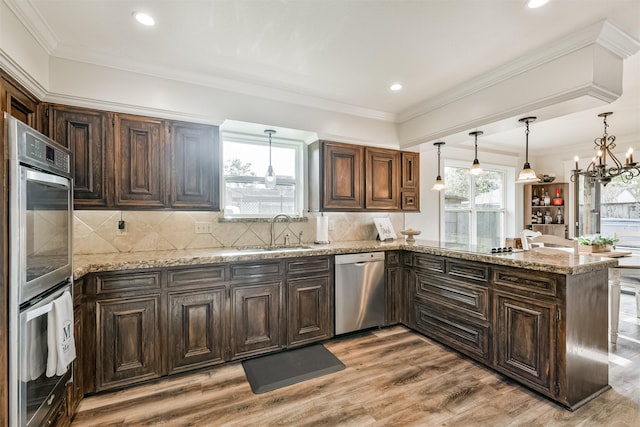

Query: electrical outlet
[328,220,335,231]
[116,221,127,236]
[195,222,213,234]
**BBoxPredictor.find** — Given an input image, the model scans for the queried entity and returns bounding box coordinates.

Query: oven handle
[25,169,70,189]
[26,301,53,322]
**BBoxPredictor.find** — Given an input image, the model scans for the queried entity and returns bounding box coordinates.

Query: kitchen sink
[236,245,315,252]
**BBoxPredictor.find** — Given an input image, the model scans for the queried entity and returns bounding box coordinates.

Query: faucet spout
[270,214,291,247]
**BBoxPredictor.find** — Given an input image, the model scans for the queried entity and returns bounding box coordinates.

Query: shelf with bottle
[524,182,569,229]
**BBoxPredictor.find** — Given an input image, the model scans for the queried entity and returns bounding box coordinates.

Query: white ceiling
[5,0,640,154]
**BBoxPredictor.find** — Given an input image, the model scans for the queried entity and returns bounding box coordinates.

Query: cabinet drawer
[447,260,488,282]
[414,302,490,362]
[414,271,489,321]
[95,271,161,294]
[167,265,226,288]
[286,257,331,275]
[492,267,559,298]
[413,253,445,273]
[230,261,282,281]
[386,251,400,266]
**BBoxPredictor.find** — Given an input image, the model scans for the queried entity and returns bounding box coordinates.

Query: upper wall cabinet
[46,105,220,210]
[365,147,400,210]
[115,114,166,208]
[168,122,220,210]
[1,75,38,129]
[309,140,419,212]
[48,105,110,208]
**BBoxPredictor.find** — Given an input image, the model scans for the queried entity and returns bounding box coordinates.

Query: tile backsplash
[73,211,404,255]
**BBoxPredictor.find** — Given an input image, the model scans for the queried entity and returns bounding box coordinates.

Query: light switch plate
[195,222,213,234]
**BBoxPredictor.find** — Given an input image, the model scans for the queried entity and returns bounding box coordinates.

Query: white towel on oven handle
[46,290,76,377]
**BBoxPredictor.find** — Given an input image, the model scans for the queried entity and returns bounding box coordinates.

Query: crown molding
[0,47,47,99]
[398,20,640,124]
[3,0,58,53]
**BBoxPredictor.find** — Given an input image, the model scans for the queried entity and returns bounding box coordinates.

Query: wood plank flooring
[72,294,640,426]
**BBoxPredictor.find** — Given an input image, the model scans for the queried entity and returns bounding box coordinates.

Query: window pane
[477,211,503,248]
[599,174,640,248]
[475,170,504,209]
[445,211,470,245]
[444,166,470,208]
[224,141,296,179]
[224,183,297,215]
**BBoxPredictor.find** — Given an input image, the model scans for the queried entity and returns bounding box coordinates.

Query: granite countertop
[73,239,618,280]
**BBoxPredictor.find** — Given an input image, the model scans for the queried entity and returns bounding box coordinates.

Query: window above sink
[220,120,317,219]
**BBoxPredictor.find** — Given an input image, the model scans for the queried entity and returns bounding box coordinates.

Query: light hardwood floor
[72,294,640,426]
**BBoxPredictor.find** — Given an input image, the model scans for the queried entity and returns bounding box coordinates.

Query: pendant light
[264,129,277,189]
[432,142,446,191]
[516,116,538,183]
[469,130,484,176]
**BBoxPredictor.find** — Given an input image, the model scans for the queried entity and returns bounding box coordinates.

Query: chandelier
[572,112,638,186]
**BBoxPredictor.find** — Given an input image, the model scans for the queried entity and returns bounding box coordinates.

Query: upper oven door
[13,166,73,304]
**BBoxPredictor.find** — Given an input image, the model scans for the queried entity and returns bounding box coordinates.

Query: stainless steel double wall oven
[6,113,74,427]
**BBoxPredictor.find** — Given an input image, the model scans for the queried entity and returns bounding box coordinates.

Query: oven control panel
[25,133,70,175]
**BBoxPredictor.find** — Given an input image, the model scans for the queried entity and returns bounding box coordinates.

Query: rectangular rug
[242,344,345,394]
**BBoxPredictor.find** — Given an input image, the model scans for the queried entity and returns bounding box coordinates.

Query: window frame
[443,160,508,246]
[221,131,305,218]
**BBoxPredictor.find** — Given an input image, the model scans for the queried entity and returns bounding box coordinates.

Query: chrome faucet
[270,214,291,247]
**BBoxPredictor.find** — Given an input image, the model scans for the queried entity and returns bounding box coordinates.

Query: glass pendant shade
[432,142,446,191]
[264,129,276,189]
[515,117,538,183]
[432,176,445,191]
[468,131,484,176]
[469,159,483,176]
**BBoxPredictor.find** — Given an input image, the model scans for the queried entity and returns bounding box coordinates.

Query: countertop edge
[73,240,618,280]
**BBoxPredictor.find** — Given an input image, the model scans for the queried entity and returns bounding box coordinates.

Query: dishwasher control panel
[335,252,385,264]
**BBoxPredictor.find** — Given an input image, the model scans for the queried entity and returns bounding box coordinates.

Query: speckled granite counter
[73,239,617,279]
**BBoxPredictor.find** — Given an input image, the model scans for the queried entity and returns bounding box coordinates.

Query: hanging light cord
[268,131,272,167]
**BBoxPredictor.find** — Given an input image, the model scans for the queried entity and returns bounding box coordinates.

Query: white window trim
[221,131,305,218]
[443,160,510,246]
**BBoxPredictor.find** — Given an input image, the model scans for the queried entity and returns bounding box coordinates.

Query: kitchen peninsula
[73,240,616,412]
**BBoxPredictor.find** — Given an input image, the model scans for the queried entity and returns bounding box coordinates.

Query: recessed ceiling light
[527,0,549,8]
[134,12,155,26]
[390,83,403,91]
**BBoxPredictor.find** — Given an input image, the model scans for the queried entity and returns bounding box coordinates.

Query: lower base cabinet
[168,287,226,374]
[96,295,162,391]
[230,281,284,359]
[82,256,333,395]
[493,291,555,394]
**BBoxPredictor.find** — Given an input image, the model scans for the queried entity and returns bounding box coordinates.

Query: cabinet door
[68,305,83,415]
[96,295,162,391]
[322,141,364,210]
[1,76,38,128]
[494,292,555,394]
[230,282,283,359]
[365,147,400,210]
[385,251,402,326]
[114,114,166,208]
[287,275,332,347]
[50,105,109,208]
[169,121,220,209]
[401,151,420,211]
[167,288,226,374]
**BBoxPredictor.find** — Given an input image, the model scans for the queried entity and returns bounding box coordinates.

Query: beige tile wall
[73,211,405,255]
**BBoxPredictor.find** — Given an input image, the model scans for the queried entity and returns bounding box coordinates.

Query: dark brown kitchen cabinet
[48,105,110,208]
[169,121,220,210]
[365,147,400,210]
[309,140,419,212]
[167,288,226,373]
[493,291,555,394]
[230,281,284,359]
[95,294,162,391]
[1,74,38,129]
[286,257,333,347]
[322,141,365,210]
[384,251,404,325]
[114,114,167,208]
[400,151,420,211]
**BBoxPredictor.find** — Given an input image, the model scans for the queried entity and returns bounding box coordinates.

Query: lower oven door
[13,282,72,427]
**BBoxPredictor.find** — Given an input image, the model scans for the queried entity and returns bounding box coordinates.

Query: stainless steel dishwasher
[335,252,385,335]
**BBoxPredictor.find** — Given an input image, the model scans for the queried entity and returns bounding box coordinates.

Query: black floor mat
[242,344,345,394]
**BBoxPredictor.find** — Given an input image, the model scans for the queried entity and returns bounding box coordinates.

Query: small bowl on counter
[400,229,421,243]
